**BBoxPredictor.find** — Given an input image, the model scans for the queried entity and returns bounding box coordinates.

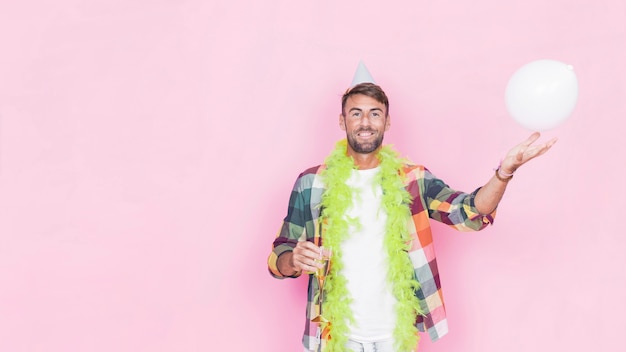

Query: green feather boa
[320,139,423,351]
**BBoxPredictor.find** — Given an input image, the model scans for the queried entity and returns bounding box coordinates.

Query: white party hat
[350,60,376,87]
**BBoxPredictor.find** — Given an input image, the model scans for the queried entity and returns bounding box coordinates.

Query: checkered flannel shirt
[268,162,495,351]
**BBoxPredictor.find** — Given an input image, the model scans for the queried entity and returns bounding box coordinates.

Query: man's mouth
[356,130,375,138]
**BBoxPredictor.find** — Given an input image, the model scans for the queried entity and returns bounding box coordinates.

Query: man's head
[339,83,391,154]
[341,83,389,117]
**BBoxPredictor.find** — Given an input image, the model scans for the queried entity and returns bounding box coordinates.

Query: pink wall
[0,1,624,351]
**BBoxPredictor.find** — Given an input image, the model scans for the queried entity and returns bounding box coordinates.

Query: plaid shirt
[268,162,495,351]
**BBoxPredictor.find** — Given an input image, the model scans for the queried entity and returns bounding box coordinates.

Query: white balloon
[505,59,578,130]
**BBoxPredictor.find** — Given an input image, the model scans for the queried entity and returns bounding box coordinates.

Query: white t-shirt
[341,167,397,342]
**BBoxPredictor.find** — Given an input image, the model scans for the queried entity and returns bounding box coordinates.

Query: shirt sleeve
[267,173,314,279]
[422,169,495,231]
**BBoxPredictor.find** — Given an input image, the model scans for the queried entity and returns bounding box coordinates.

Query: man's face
[339,94,390,154]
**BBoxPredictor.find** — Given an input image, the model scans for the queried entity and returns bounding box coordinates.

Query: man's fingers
[297,241,319,252]
[293,242,325,270]
[298,243,322,258]
[546,137,558,148]
[293,255,322,272]
[527,138,557,159]
[526,132,541,145]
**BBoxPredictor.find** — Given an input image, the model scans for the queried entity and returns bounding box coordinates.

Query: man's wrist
[495,160,515,178]
[495,167,513,182]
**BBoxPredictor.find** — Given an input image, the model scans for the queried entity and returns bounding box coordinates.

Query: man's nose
[359,115,372,125]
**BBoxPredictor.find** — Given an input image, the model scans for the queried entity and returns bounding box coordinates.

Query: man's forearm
[474,170,511,214]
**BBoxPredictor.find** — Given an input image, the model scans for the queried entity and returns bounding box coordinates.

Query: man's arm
[474,132,557,214]
[268,168,329,278]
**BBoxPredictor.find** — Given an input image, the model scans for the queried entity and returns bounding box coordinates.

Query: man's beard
[347,129,385,154]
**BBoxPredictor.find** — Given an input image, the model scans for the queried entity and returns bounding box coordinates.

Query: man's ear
[385,115,391,131]
[339,113,346,131]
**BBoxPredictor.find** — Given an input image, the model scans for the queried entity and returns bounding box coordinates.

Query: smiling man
[268,65,556,352]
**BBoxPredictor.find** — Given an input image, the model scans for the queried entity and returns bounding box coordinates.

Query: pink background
[0,1,624,351]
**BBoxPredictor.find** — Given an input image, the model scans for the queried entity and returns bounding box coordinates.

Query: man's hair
[341,82,389,116]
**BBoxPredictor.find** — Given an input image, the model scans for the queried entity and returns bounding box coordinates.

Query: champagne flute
[311,246,331,324]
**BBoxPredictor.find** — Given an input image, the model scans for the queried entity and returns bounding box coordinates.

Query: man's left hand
[500,132,557,175]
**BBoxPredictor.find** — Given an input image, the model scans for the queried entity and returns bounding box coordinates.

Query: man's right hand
[277,241,330,276]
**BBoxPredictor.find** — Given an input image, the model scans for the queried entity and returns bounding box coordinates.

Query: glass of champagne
[311,246,331,324]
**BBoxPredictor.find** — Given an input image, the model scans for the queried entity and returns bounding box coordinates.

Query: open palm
[501,132,558,174]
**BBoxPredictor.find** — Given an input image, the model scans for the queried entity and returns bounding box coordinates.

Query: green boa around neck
[320,139,423,351]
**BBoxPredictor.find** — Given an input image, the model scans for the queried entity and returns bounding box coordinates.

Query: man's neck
[347,147,381,170]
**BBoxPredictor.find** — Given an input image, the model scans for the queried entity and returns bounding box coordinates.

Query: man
[268,67,556,352]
